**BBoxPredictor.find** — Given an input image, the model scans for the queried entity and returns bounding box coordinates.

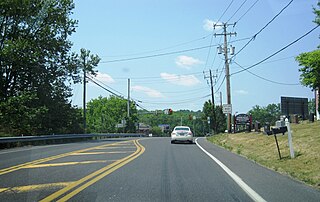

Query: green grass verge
[207,121,320,189]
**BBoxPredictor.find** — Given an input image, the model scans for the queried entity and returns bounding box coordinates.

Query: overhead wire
[100,43,220,63]
[215,75,226,93]
[87,75,151,111]
[227,0,248,23]
[86,76,123,98]
[104,33,212,58]
[139,94,211,105]
[235,0,260,24]
[87,74,125,97]
[231,0,293,59]
[231,25,320,76]
[216,0,235,25]
[233,61,300,85]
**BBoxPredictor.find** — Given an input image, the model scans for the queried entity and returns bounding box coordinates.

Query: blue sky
[70,0,319,113]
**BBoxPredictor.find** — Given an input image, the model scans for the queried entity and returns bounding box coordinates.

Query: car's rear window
[175,127,189,131]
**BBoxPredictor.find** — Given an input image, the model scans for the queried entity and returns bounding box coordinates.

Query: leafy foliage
[295,2,320,114]
[296,50,320,90]
[86,96,138,133]
[248,103,281,125]
[137,109,206,136]
[202,100,226,134]
[0,0,88,135]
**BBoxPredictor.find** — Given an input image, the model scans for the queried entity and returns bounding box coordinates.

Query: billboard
[281,96,308,119]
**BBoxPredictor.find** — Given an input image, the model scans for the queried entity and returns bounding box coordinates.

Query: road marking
[0,182,72,194]
[23,160,115,168]
[40,140,145,202]
[0,144,72,155]
[0,140,133,176]
[95,146,136,149]
[195,138,266,202]
[69,151,134,155]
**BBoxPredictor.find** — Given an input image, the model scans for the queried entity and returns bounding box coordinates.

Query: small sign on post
[223,104,232,114]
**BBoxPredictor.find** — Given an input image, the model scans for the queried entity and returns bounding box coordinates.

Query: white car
[171,126,193,144]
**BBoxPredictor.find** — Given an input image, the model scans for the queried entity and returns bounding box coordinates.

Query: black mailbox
[264,122,272,135]
[271,126,287,135]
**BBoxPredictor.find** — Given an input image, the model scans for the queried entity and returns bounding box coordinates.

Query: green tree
[202,100,226,134]
[248,103,281,126]
[295,2,320,114]
[0,0,86,135]
[86,96,138,133]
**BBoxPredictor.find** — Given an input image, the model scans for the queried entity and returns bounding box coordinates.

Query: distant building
[158,124,170,133]
[137,123,151,134]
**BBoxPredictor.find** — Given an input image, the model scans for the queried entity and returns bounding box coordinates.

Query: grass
[207,121,320,189]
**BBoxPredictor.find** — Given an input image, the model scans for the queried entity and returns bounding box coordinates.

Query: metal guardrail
[0,133,145,148]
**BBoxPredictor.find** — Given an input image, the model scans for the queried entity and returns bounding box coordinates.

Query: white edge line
[195,137,267,202]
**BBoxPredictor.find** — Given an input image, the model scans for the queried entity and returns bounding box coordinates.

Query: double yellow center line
[0,140,133,176]
[40,140,145,202]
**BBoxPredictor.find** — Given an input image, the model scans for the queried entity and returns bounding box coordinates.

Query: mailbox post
[271,126,287,160]
[285,118,295,158]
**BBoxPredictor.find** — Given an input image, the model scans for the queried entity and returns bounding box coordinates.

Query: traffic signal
[168,108,173,115]
[189,114,192,120]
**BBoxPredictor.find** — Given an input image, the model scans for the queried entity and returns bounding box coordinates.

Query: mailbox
[271,126,287,135]
[264,122,272,135]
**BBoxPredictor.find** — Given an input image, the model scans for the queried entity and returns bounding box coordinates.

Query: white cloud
[175,55,203,69]
[94,72,115,83]
[131,85,164,98]
[203,19,222,31]
[160,72,201,86]
[235,90,249,95]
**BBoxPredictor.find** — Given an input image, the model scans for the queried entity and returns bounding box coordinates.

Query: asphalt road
[0,137,319,201]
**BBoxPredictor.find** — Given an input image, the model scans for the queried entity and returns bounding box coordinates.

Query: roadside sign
[223,104,232,114]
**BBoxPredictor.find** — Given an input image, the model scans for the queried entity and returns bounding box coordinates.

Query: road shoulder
[196,137,320,202]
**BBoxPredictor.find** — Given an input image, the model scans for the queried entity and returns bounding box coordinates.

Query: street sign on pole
[223,104,232,114]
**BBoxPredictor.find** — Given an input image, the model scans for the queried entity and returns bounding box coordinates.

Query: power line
[204,31,216,70]
[215,75,226,93]
[229,37,252,43]
[104,34,212,58]
[87,74,125,97]
[87,75,150,111]
[209,37,223,70]
[232,0,293,59]
[100,37,251,65]
[235,0,260,24]
[233,61,300,85]
[216,0,235,24]
[231,25,320,76]
[100,44,219,63]
[86,76,123,98]
[227,0,248,23]
[140,94,211,105]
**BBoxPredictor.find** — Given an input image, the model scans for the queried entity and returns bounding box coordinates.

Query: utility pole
[127,78,130,118]
[204,70,217,134]
[215,23,236,133]
[83,63,87,134]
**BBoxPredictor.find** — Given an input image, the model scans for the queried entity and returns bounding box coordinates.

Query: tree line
[1,1,318,137]
[0,0,99,136]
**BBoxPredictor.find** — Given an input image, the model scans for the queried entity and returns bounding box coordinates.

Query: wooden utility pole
[204,70,217,134]
[214,23,236,133]
[83,63,87,134]
[127,78,130,118]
